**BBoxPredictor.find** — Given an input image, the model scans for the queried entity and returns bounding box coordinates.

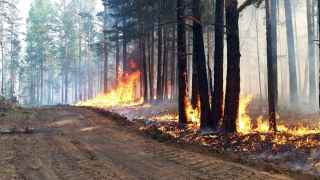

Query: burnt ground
[0,106,291,180]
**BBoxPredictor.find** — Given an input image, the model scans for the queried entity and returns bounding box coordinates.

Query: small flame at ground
[76,71,143,108]
[153,95,320,137]
[237,96,320,137]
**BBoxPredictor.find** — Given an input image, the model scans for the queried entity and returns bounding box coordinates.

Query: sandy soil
[0,106,291,180]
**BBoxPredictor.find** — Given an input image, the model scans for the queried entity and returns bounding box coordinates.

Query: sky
[18,0,31,29]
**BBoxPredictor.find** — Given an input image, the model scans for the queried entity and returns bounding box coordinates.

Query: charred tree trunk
[148,30,154,101]
[157,4,163,101]
[141,29,148,102]
[177,0,188,125]
[266,0,278,132]
[192,0,212,129]
[163,27,170,100]
[171,27,177,100]
[207,28,214,103]
[212,0,224,129]
[284,0,298,103]
[223,0,241,133]
[191,27,199,108]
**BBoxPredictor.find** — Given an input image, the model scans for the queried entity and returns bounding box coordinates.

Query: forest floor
[0,106,292,180]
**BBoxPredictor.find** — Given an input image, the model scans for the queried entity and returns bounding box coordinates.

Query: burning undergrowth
[140,120,320,176]
[138,98,320,177]
[76,70,143,108]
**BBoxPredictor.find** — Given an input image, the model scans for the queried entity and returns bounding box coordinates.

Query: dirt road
[0,107,291,180]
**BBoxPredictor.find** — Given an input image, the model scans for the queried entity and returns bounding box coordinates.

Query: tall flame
[185,98,201,125]
[76,71,143,108]
[238,96,253,134]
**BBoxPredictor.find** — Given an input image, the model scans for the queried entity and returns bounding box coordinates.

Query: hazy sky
[18,0,31,26]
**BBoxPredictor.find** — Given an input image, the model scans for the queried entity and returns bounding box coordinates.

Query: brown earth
[0,106,291,180]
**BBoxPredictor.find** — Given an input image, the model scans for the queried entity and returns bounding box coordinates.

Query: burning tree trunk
[211,0,224,129]
[223,0,241,133]
[266,0,278,132]
[177,0,188,125]
[192,0,212,129]
[307,0,316,103]
[284,0,298,103]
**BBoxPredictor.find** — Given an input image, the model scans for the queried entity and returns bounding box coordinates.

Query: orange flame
[76,71,143,108]
[237,96,320,136]
[185,98,201,125]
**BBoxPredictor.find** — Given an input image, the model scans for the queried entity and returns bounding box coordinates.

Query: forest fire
[237,96,320,137]
[150,96,320,139]
[76,71,143,108]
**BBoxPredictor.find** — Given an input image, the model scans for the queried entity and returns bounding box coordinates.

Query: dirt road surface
[0,107,291,180]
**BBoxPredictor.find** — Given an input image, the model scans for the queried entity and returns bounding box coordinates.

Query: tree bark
[123,19,128,74]
[116,25,120,85]
[141,28,148,102]
[307,0,316,103]
[103,3,108,94]
[284,0,298,103]
[148,30,154,100]
[162,26,169,100]
[223,0,241,133]
[177,0,188,125]
[266,0,278,132]
[157,3,163,101]
[318,0,320,109]
[191,27,199,108]
[212,0,224,129]
[192,0,212,129]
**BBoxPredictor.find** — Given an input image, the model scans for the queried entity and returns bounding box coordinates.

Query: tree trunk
[103,4,108,94]
[192,0,212,129]
[157,12,163,101]
[141,30,148,102]
[191,26,199,108]
[212,0,224,129]
[307,0,316,103]
[177,0,188,125]
[318,0,320,109]
[116,26,120,84]
[171,27,177,100]
[123,22,128,74]
[148,30,154,100]
[284,0,298,103]
[223,0,241,133]
[266,0,278,132]
[162,26,169,100]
